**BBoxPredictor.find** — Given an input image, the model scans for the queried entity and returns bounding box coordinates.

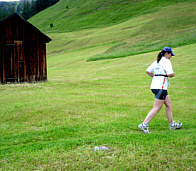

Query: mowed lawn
[0,40,195,170]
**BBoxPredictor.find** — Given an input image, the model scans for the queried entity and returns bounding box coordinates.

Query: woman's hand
[146,71,154,77]
[167,73,175,77]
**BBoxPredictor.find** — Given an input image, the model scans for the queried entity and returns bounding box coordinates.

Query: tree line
[0,2,17,20]
[0,0,59,21]
[18,0,59,20]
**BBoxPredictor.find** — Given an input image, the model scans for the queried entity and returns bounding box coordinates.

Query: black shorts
[151,89,168,100]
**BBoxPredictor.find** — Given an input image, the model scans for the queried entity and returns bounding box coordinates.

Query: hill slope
[29,0,195,33]
[30,0,196,61]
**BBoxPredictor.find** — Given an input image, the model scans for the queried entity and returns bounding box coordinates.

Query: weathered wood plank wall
[0,14,51,84]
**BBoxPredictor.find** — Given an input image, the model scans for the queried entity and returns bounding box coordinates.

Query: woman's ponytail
[157,50,166,63]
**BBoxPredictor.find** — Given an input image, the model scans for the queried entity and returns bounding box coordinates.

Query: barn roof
[0,13,51,43]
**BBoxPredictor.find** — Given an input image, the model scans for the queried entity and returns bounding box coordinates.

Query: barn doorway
[4,40,25,83]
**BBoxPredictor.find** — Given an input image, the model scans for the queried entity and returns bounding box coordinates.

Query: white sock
[143,122,148,126]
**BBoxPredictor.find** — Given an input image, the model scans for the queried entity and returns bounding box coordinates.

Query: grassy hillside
[30,0,196,61]
[0,0,196,170]
[29,0,195,33]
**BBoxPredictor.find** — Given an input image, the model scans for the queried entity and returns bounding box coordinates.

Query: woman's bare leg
[144,99,164,124]
[164,95,173,123]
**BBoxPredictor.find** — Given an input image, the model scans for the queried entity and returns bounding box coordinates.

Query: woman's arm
[146,71,154,77]
[167,73,175,77]
[165,59,175,78]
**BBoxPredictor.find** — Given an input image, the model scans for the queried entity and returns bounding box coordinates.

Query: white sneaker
[170,121,182,130]
[138,123,150,134]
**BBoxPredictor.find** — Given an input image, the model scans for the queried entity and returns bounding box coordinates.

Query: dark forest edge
[0,0,59,21]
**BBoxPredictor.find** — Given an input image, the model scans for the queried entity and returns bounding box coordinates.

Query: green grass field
[1,0,196,170]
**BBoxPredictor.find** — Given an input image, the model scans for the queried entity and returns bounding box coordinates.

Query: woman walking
[138,47,182,133]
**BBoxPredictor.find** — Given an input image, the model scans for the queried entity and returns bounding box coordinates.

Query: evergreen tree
[0,2,17,20]
[0,0,60,20]
[21,1,32,20]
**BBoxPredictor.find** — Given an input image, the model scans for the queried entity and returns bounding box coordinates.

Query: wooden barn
[0,13,51,84]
